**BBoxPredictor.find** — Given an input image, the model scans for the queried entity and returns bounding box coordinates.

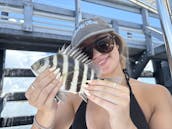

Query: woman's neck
[100,64,128,87]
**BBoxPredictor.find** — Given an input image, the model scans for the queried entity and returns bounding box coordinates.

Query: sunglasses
[81,35,115,59]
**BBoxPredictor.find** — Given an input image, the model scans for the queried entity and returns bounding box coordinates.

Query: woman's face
[81,33,121,77]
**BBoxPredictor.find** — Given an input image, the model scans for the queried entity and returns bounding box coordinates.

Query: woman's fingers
[84,79,130,111]
[46,76,63,105]
[36,66,56,83]
[87,79,129,93]
[25,68,55,99]
[32,78,59,108]
[86,93,115,110]
[85,80,129,98]
[36,68,60,90]
[25,67,63,110]
[85,89,129,106]
[84,84,127,98]
[26,68,59,101]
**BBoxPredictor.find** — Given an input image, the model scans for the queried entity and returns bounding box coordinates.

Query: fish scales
[61,55,68,90]
[57,54,63,74]
[70,59,80,92]
[87,67,91,80]
[81,64,88,87]
[49,56,54,67]
[65,57,74,90]
[76,63,84,92]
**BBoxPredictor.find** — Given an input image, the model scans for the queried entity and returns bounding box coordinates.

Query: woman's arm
[31,93,75,129]
[149,86,172,129]
[25,68,76,129]
[31,93,76,129]
[54,93,76,129]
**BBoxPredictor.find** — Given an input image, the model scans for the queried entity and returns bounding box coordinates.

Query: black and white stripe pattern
[31,45,99,102]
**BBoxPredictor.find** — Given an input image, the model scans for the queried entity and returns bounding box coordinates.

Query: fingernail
[53,68,60,75]
[59,76,63,82]
[86,80,92,84]
[57,68,60,72]
[53,69,58,75]
[113,83,117,87]
[56,72,61,79]
[84,90,91,96]
[49,66,56,71]
[83,84,88,88]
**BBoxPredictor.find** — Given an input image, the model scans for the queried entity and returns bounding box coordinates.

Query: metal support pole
[156,0,172,77]
[161,61,171,83]
[1,12,8,20]
[22,0,33,32]
[128,0,158,14]
[165,0,172,22]
[141,8,154,56]
[152,60,164,85]
[112,20,119,33]
[75,0,82,28]
[169,0,172,12]
[131,51,150,79]
[0,50,6,96]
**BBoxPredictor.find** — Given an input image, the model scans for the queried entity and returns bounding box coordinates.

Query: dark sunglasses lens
[95,37,114,53]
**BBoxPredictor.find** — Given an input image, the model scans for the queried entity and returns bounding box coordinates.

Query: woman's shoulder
[130,78,172,107]
[66,93,83,112]
[129,79,172,122]
[130,78,171,96]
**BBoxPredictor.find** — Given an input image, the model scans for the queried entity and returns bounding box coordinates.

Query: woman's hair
[109,31,128,70]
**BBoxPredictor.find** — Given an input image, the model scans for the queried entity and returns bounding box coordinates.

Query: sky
[31,0,161,26]
[1,0,161,128]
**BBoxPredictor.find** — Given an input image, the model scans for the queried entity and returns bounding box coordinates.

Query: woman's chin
[98,70,112,79]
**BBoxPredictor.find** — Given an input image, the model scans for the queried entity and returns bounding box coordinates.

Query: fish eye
[40,60,44,66]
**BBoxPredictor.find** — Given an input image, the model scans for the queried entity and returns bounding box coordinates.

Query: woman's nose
[93,48,102,59]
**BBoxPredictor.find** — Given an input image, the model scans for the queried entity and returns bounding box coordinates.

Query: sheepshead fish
[31,45,99,102]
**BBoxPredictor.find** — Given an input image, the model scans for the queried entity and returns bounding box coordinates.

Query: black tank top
[70,69,149,129]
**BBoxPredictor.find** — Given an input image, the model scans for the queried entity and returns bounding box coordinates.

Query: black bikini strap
[123,69,133,95]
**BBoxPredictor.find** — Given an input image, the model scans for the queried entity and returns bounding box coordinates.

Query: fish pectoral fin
[55,91,67,102]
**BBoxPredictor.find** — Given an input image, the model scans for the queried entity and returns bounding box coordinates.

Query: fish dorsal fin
[59,44,92,65]
[59,44,100,76]
[60,45,72,54]
[59,44,67,53]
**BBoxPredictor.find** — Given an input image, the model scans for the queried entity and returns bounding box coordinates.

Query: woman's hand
[84,79,136,129]
[25,66,62,128]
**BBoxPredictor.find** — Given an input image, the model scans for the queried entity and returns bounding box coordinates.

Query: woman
[25,17,172,129]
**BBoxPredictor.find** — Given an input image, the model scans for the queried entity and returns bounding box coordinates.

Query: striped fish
[31,45,99,102]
